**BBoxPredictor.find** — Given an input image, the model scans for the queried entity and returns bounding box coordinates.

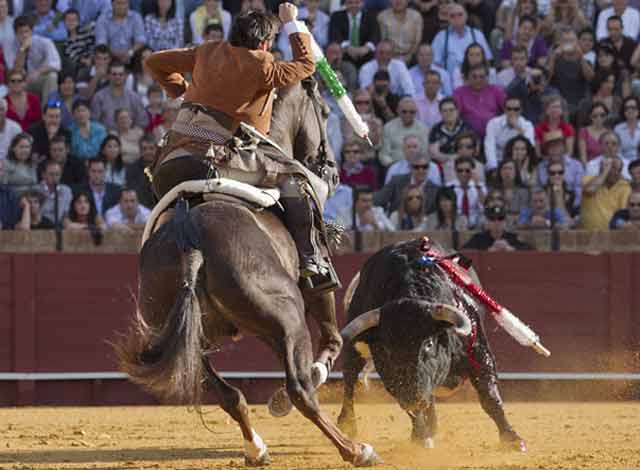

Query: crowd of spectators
[0,0,640,252]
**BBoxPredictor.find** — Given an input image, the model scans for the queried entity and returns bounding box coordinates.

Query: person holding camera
[506,65,558,123]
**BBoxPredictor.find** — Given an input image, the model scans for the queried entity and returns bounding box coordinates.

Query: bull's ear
[340,308,381,343]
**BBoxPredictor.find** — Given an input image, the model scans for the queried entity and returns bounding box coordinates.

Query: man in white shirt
[484,96,535,172]
[0,98,20,160]
[596,0,640,40]
[450,154,486,229]
[337,186,395,231]
[409,43,452,98]
[358,40,415,96]
[414,70,443,129]
[105,188,150,230]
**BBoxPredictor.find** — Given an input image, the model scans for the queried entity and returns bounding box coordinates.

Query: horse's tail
[116,199,205,405]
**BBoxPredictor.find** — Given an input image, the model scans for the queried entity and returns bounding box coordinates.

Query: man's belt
[180,102,235,131]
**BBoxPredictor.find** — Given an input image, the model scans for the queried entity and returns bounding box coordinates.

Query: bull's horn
[340,308,381,343]
[431,303,472,336]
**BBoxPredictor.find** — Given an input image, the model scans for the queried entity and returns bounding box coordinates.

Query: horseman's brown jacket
[144,33,315,135]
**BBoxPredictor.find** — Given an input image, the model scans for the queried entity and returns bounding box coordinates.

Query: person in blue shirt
[518,187,568,230]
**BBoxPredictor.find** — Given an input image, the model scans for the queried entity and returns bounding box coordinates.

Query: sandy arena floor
[1,402,638,470]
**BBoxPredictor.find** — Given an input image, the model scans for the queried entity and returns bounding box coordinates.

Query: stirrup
[299,258,341,295]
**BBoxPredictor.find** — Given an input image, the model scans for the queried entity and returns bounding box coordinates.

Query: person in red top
[534,95,575,157]
[339,140,377,190]
[4,68,41,131]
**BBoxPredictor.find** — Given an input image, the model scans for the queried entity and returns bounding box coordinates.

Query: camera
[531,74,543,84]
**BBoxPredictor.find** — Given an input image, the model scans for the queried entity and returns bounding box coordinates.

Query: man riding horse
[145,3,336,287]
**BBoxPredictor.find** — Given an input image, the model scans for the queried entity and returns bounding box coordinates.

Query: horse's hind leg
[280,315,381,467]
[202,358,271,466]
[305,291,343,380]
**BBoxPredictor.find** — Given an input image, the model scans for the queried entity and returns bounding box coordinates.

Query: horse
[116,79,380,467]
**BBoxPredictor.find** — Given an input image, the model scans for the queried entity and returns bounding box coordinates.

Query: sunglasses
[401,110,417,114]
[355,100,370,105]
[9,77,24,83]
[592,112,605,118]
[412,164,429,170]
[407,195,423,201]
[630,203,640,207]
[456,168,472,173]
[487,216,506,222]
[506,106,521,112]
[549,170,564,176]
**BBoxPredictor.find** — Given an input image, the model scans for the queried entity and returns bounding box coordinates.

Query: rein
[300,78,333,176]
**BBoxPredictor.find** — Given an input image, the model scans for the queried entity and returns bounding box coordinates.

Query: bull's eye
[423,338,434,353]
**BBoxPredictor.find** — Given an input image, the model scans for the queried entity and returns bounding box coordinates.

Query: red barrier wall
[1,251,639,405]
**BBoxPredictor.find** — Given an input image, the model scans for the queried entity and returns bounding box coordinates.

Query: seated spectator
[27,102,71,161]
[144,0,184,51]
[43,134,87,187]
[144,84,164,135]
[575,72,621,128]
[71,98,108,160]
[538,130,585,207]
[63,191,106,244]
[450,154,486,229]
[98,135,126,187]
[428,97,470,184]
[125,134,156,209]
[202,22,224,44]
[328,0,379,67]
[337,185,395,231]
[341,88,383,163]
[541,0,587,43]
[4,132,36,193]
[389,183,429,231]
[535,95,575,158]
[409,43,452,98]
[596,0,640,41]
[126,46,155,105]
[415,70,443,129]
[579,27,597,65]
[0,97,21,160]
[70,0,109,28]
[586,130,631,180]
[0,0,15,47]
[432,3,493,78]
[73,157,121,216]
[105,187,150,230]
[189,0,231,45]
[484,95,535,172]
[614,96,640,163]
[374,153,439,215]
[324,183,353,222]
[4,15,61,104]
[544,159,578,224]
[452,42,498,90]
[92,60,149,132]
[518,187,569,230]
[493,158,530,222]
[497,46,531,89]
[47,71,79,131]
[449,131,486,186]
[453,63,506,139]
[581,156,631,230]
[359,40,415,97]
[507,65,559,124]
[37,159,72,224]
[61,8,95,74]
[339,139,378,190]
[475,188,516,230]
[368,69,400,123]
[599,15,636,71]
[500,15,547,69]
[610,191,640,229]
[325,42,358,93]
[548,28,594,116]
[424,186,468,231]
[504,134,539,188]
[95,0,146,64]
[595,41,630,97]
[577,103,609,167]
[385,134,441,186]
[112,108,144,165]
[76,44,111,99]
[0,159,22,229]
[4,68,42,131]
[377,0,423,63]
[501,0,544,47]
[629,158,640,191]
[32,0,67,41]
[152,97,180,142]
[463,205,533,251]
[15,189,54,230]
[378,97,429,168]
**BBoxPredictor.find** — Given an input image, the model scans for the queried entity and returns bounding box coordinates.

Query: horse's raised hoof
[337,415,358,438]
[267,386,293,418]
[500,431,527,452]
[311,361,329,387]
[245,450,272,467]
[353,443,382,467]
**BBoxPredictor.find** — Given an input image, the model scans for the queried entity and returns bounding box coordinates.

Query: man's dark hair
[519,14,537,28]
[204,23,224,36]
[607,15,624,28]
[63,8,80,20]
[109,59,126,73]
[511,45,528,57]
[94,44,112,56]
[438,96,456,111]
[49,134,68,147]
[229,10,278,49]
[353,185,373,202]
[87,157,105,169]
[13,15,32,32]
[455,154,476,169]
[21,189,45,205]
[629,158,640,174]
[72,98,91,112]
[454,131,478,152]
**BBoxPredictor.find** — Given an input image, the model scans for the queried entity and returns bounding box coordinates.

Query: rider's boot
[281,194,325,277]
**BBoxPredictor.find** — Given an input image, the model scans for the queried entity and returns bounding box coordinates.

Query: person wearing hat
[537,129,585,208]
[463,205,533,251]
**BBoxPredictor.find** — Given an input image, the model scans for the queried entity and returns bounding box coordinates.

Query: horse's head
[270,78,338,194]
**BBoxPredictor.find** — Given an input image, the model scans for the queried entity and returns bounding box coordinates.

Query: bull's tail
[116,201,205,404]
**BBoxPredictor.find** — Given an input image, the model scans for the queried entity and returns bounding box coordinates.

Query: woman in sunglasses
[577,102,609,168]
[544,159,576,225]
[5,68,42,131]
[614,96,640,163]
[389,183,429,231]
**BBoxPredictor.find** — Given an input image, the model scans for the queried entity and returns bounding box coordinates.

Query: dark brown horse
[116,80,380,467]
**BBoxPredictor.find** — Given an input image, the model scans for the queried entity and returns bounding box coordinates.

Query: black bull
[337,239,527,451]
